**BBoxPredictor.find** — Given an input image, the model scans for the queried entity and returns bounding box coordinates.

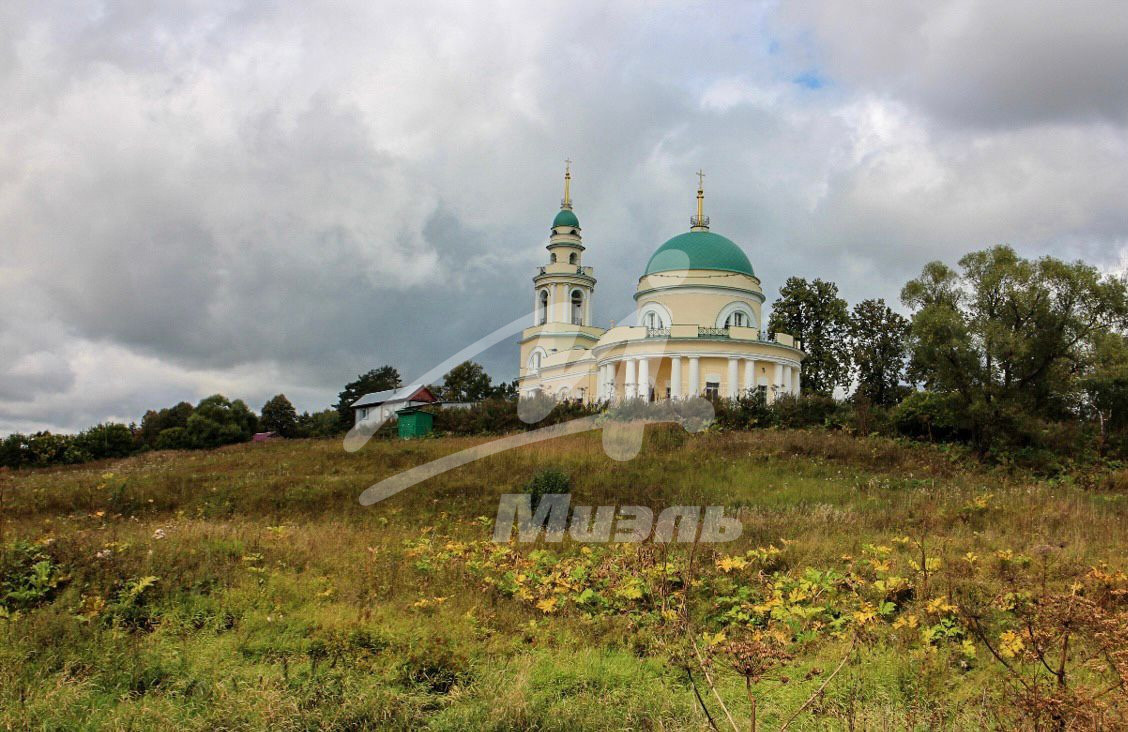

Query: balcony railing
[645,328,670,338]
[698,326,730,338]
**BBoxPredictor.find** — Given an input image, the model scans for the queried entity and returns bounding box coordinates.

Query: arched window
[571,290,583,325]
[528,349,545,374]
[569,252,577,264]
[638,302,672,331]
[716,302,757,330]
[538,290,549,325]
[550,253,557,263]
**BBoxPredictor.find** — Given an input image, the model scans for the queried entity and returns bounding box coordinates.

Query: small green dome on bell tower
[553,208,580,228]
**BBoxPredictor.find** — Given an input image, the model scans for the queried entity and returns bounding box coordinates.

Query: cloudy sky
[2,1,1127,433]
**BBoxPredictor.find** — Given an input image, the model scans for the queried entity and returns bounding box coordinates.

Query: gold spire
[691,169,709,230]
[561,158,573,210]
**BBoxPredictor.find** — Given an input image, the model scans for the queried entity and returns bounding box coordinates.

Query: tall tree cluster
[900,245,1128,446]
[769,277,851,396]
[765,245,1128,454]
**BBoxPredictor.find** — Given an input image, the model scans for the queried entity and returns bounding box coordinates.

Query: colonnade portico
[597,355,801,403]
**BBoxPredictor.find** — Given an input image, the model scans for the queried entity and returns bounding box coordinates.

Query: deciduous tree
[441,361,493,402]
[848,298,909,406]
[768,277,851,396]
[335,366,401,428]
[260,394,299,437]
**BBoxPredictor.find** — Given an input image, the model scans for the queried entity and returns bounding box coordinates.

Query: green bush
[1,541,64,611]
[523,468,571,508]
[712,390,774,431]
[891,391,965,441]
[773,393,842,429]
[155,426,190,450]
[73,422,137,460]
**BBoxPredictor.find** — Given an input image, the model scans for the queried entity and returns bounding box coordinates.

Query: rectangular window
[705,381,720,399]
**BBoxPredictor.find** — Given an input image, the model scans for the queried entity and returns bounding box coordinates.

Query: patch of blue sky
[793,70,826,89]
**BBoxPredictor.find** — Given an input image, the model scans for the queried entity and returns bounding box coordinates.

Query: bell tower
[519,162,599,387]
[533,160,595,327]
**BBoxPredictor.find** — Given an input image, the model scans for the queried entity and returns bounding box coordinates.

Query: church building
[518,166,804,403]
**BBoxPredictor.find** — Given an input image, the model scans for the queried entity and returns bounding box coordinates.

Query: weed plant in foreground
[1,428,1127,729]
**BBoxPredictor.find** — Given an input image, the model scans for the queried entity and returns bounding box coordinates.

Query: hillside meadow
[2,428,1127,730]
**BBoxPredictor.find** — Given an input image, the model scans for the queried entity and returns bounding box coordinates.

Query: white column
[671,357,683,399]
[783,365,792,395]
[689,357,700,397]
[793,367,801,396]
[743,358,755,393]
[728,358,739,398]
[773,363,783,403]
[638,358,650,401]
[598,364,607,400]
[624,359,636,400]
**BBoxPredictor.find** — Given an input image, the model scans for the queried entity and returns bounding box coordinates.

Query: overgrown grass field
[2,429,1127,730]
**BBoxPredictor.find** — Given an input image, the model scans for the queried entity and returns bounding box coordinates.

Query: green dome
[644,230,755,276]
[552,208,580,228]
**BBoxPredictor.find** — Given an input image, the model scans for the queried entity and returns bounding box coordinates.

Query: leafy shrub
[397,639,471,694]
[295,409,343,438]
[431,397,601,437]
[72,423,137,460]
[711,390,774,431]
[891,391,965,441]
[523,468,571,508]
[155,427,190,450]
[105,575,162,631]
[772,393,842,429]
[1,541,64,611]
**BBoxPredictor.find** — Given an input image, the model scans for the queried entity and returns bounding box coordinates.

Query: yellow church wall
[634,270,765,330]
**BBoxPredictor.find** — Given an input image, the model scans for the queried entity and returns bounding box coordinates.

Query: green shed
[396,407,433,439]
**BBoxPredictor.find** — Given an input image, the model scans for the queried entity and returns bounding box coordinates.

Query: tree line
[0,360,517,469]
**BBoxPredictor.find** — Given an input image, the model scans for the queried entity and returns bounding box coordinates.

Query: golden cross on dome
[695,169,706,223]
[562,159,573,208]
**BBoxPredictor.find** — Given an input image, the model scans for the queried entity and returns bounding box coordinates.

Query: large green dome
[644,230,755,276]
[552,208,580,228]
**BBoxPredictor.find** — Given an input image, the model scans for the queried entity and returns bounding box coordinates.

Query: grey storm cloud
[1,0,1127,433]
[779,2,1128,128]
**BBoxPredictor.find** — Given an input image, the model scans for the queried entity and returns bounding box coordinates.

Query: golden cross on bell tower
[561,158,573,209]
